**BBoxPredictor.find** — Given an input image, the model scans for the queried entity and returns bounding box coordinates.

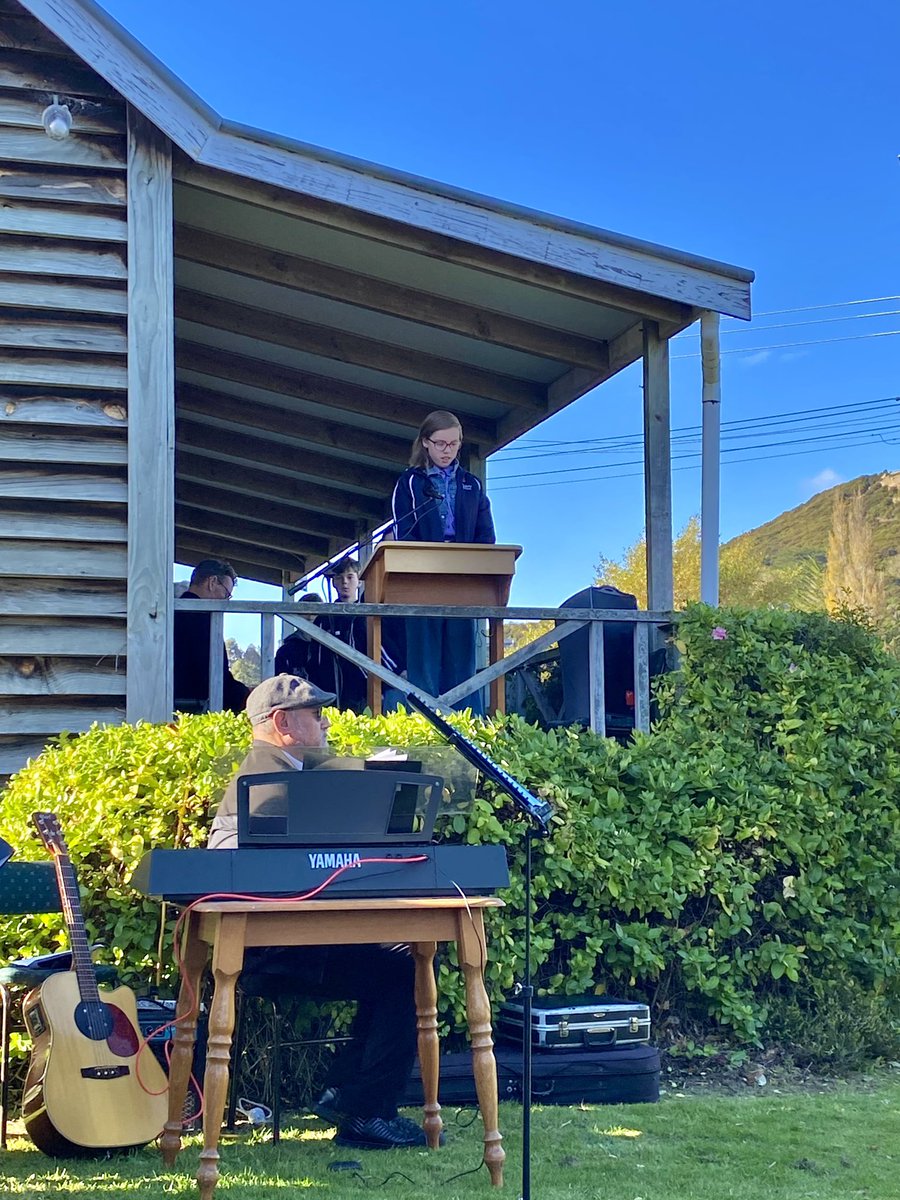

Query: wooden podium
[361,541,522,714]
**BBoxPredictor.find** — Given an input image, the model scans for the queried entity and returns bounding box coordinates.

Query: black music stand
[404,693,552,1200]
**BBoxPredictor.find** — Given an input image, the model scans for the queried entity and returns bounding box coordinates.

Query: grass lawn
[2,1076,898,1199]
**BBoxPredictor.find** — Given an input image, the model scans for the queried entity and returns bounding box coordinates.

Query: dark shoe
[312,1087,345,1125]
[390,1114,446,1146]
[335,1115,427,1149]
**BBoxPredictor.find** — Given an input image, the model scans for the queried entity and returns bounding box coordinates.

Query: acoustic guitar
[21,812,168,1156]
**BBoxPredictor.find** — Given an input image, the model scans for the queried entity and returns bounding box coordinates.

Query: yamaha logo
[307,850,362,870]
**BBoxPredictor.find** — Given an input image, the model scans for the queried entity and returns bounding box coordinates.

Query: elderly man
[174,558,249,715]
[207,674,425,1150]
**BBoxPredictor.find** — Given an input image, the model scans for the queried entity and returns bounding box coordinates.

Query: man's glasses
[426,438,461,452]
[216,576,235,599]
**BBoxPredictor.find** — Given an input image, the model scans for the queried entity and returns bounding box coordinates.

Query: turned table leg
[411,940,442,1148]
[196,914,245,1200]
[160,913,208,1167]
[458,911,504,1186]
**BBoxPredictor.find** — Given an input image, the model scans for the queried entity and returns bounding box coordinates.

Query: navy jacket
[391,466,495,544]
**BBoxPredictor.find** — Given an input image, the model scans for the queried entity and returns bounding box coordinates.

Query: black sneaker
[311,1087,344,1125]
[335,1115,427,1149]
[390,1114,446,1146]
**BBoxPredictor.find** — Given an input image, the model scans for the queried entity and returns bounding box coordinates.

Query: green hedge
[2,605,899,1049]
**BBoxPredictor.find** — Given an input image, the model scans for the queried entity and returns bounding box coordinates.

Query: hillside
[726,472,900,581]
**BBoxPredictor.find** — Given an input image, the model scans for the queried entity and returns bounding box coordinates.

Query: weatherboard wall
[0,3,133,777]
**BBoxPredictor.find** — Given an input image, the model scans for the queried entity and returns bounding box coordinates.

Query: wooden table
[159,896,506,1199]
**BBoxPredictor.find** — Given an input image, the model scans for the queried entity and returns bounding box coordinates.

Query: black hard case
[497,994,651,1050]
[403,1044,660,1107]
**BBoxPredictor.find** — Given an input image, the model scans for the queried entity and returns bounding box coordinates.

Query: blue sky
[96,0,900,640]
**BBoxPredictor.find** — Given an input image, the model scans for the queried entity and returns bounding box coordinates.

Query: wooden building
[0,0,753,780]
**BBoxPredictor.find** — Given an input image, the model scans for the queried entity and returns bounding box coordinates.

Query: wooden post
[126,108,174,723]
[467,446,490,712]
[588,619,606,737]
[700,311,721,605]
[642,322,673,613]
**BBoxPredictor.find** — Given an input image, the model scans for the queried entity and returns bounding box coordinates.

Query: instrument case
[403,1043,660,1107]
[497,994,650,1051]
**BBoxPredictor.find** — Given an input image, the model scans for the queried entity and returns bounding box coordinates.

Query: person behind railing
[275,560,406,713]
[391,410,495,715]
[173,558,250,715]
[274,592,323,682]
[206,675,426,1150]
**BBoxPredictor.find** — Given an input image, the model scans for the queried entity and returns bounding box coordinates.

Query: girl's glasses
[426,438,461,452]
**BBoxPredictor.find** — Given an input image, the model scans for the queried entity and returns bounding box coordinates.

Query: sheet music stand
[361,542,521,715]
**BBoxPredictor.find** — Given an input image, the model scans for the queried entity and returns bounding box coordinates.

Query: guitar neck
[52,852,100,1005]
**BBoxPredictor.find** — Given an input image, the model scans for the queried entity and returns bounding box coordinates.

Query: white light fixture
[41,97,72,140]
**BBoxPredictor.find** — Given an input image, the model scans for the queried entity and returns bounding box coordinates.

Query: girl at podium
[391,410,495,715]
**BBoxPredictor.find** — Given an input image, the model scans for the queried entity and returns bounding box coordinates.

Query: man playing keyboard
[207,674,427,1150]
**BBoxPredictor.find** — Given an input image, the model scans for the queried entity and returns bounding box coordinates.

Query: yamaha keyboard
[131,844,509,904]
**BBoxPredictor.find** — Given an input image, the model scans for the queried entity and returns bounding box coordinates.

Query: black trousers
[242,943,418,1119]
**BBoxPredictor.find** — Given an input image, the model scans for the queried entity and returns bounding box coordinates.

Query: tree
[596,517,825,610]
[226,639,262,687]
[824,489,885,621]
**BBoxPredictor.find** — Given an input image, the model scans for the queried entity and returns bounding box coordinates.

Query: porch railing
[176,599,673,737]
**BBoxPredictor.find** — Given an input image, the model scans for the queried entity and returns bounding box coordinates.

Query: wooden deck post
[642,322,673,613]
[700,311,721,605]
[126,108,174,722]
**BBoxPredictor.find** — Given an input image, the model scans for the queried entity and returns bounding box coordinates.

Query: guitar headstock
[32,811,69,859]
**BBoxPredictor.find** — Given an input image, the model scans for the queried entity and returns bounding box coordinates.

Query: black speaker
[136,997,205,1127]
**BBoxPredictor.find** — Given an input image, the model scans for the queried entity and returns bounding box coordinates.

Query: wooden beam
[0,539,126,577]
[0,425,126,465]
[0,579,125,617]
[0,466,126,503]
[177,339,496,444]
[0,619,126,656]
[0,236,126,279]
[177,381,408,466]
[0,125,125,170]
[0,201,127,242]
[700,311,721,605]
[0,391,128,427]
[0,166,126,207]
[0,656,126,696]
[177,287,544,410]
[0,276,127,315]
[176,532,301,581]
[0,501,126,542]
[176,417,398,496]
[175,545,284,587]
[0,313,126,354]
[176,478,358,541]
[0,350,127,389]
[0,91,124,136]
[643,321,673,612]
[175,160,728,320]
[126,107,174,723]
[174,225,610,370]
[0,45,119,98]
[177,450,383,521]
[175,502,329,558]
[0,700,125,736]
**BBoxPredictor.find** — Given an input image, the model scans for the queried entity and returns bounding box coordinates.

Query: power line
[490,435,898,492]
[723,295,900,321]
[672,327,900,360]
[489,424,900,489]
[496,397,900,462]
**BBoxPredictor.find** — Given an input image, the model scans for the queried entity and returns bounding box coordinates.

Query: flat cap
[246,674,336,725]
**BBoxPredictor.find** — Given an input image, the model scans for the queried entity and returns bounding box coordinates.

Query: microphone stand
[289,489,445,596]
[402,693,551,1200]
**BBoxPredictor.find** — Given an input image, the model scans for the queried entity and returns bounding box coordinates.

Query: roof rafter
[174,224,611,371]
[176,287,546,411]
